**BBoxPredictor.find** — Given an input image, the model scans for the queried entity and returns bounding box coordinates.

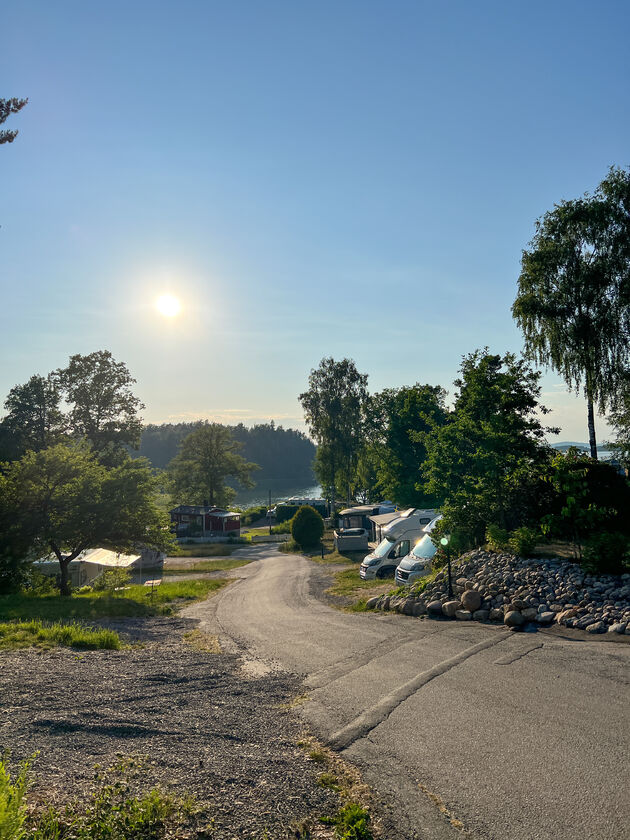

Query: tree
[512,166,630,459]
[607,374,630,469]
[367,384,448,507]
[3,443,172,595]
[1,374,64,456]
[1,352,145,465]
[168,423,259,508]
[299,358,368,504]
[421,350,556,543]
[0,97,28,145]
[58,351,145,464]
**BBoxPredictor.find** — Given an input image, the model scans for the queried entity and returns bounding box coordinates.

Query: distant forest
[136,421,316,484]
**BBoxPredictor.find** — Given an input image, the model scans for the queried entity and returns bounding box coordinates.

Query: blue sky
[2,0,628,441]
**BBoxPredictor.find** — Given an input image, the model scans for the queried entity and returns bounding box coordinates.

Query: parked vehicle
[337,502,397,534]
[334,527,370,552]
[358,508,438,580]
[394,515,442,586]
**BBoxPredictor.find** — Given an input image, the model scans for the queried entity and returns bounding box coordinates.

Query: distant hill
[135,421,316,485]
[552,441,612,452]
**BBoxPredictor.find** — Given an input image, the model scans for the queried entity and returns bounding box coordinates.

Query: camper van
[394,515,442,586]
[358,508,438,580]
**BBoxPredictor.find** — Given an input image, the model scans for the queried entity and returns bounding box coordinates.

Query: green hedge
[276,503,327,523]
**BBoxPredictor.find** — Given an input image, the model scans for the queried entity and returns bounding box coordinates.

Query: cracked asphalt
[190,544,630,840]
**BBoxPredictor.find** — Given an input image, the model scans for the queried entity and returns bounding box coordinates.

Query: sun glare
[156,294,181,318]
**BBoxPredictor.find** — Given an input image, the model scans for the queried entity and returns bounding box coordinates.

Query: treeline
[136,421,316,483]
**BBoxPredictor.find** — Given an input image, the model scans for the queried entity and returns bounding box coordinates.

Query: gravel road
[0,615,343,838]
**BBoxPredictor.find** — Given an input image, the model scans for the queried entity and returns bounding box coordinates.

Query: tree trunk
[587,395,598,460]
[59,557,71,596]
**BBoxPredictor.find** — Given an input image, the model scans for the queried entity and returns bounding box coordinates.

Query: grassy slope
[163,557,254,575]
[0,619,122,650]
[0,580,227,622]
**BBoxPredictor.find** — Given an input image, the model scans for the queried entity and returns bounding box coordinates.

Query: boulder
[412,601,427,617]
[557,609,578,623]
[489,608,504,621]
[586,621,606,634]
[455,610,472,620]
[366,596,380,610]
[510,598,528,611]
[427,600,443,617]
[608,622,627,634]
[504,610,525,628]
[380,596,390,611]
[521,607,538,621]
[536,611,555,624]
[461,589,482,612]
[401,597,416,616]
[472,609,489,622]
[442,600,461,618]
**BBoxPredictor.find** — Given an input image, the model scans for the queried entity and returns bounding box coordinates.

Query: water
[233,482,323,508]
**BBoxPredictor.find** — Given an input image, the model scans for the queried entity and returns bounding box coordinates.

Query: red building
[170,505,241,539]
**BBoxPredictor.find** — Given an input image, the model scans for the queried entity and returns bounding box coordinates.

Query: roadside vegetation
[169,541,247,557]
[0,619,122,651]
[163,556,253,575]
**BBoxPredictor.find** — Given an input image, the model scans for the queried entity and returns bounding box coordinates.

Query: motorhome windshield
[373,538,394,557]
[411,534,437,559]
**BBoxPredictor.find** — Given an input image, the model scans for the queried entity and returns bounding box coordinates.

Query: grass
[169,542,246,557]
[182,629,221,653]
[164,557,253,575]
[0,619,122,650]
[0,580,227,622]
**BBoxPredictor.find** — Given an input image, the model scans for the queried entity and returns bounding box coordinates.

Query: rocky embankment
[368,550,630,635]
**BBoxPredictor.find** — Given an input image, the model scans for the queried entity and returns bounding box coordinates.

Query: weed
[307,749,329,765]
[0,620,122,651]
[322,802,373,839]
[182,629,221,653]
[0,753,31,840]
[317,772,341,791]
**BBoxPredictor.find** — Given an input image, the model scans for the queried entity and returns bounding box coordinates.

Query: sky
[2,0,628,443]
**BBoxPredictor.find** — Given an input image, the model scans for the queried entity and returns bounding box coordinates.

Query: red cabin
[170,505,241,539]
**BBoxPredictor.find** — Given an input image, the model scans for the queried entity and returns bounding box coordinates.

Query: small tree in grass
[291,505,324,549]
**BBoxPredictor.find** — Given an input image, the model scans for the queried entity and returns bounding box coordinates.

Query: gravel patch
[0,617,342,838]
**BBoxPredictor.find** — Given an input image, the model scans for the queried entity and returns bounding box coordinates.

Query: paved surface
[187,545,630,840]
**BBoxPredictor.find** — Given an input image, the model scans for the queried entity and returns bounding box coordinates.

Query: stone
[521,607,538,621]
[442,600,461,618]
[455,610,472,620]
[586,621,606,634]
[412,601,427,617]
[427,600,443,617]
[557,609,578,623]
[401,597,416,616]
[510,598,528,610]
[489,608,504,621]
[366,596,380,610]
[472,609,489,622]
[380,596,390,611]
[504,610,525,627]
[536,612,555,624]
[461,589,482,611]
[608,622,627,634]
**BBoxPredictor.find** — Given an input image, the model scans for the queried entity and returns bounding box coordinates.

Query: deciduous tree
[0,97,28,145]
[168,423,258,508]
[512,166,630,459]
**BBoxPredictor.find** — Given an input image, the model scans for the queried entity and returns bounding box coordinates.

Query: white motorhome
[358,508,438,580]
[394,515,442,586]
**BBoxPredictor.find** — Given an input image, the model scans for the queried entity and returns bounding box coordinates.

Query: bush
[271,520,293,534]
[291,506,324,549]
[485,524,510,552]
[92,568,132,592]
[0,753,30,840]
[508,526,538,557]
[240,505,267,526]
[582,532,630,575]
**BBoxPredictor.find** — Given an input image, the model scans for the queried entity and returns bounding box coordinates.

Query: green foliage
[27,760,193,840]
[291,506,325,549]
[508,526,539,557]
[512,166,630,456]
[582,532,630,575]
[607,376,630,469]
[322,802,373,840]
[485,524,510,552]
[275,502,327,524]
[365,384,448,507]
[0,620,121,650]
[541,449,630,556]
[299,357,368,503]
[167,423,259,508]
[422,350,555,544]
[1,443,173,595]
[0,754,30,840]
[91,569,132,592]
[271,519,293,534]
[0,97,28,145]
[240,505,268,525]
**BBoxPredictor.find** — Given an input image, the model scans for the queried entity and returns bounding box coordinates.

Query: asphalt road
[189,545,630,840]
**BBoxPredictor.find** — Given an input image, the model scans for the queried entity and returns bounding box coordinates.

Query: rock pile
[367,550,630,635]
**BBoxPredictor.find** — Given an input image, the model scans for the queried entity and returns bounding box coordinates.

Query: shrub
[485,524,510,552]
[0,754,30,840]
[508,526,538,557]
[92,568,131,592]
[291,506,324,549]
[271,520,293,534]
[582,532,630,575]
[240,505,267,526]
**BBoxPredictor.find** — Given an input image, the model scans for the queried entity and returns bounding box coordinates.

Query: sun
[155,294,181,318]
